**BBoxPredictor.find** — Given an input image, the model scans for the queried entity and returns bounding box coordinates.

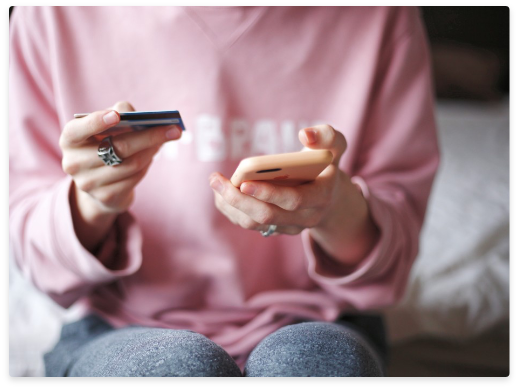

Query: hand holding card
[62,102,184,253]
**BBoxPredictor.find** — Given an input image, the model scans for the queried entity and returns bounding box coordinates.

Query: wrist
[70,184,118,254]
[310,173,380,266]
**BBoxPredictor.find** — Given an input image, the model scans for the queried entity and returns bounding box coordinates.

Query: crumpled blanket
[384,99,509,343]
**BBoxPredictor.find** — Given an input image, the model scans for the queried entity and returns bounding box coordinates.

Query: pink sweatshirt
[9,6,439,364]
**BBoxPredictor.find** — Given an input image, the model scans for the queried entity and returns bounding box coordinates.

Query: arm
[305,7,440,308]
[209,7,439,309]
[9,8,147,307]
[61,103,181,255]
[209,124,379,268]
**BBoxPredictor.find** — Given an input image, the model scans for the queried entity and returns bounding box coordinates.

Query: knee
[244,322,384,377]
[69,327,241,377]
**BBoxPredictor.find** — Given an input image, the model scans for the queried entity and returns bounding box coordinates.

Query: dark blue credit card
[74,110,186,135]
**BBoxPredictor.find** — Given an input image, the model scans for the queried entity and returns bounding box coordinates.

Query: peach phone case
[230,150,333,187]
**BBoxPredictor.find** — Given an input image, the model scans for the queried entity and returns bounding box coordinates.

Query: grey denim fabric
[45,314,385,377]
[244,322,384,377]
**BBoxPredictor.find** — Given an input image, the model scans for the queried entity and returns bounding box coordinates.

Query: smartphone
[74,110,186,136]
[230,150,333,187]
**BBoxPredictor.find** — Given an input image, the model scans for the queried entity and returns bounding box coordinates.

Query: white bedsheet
[383,99,509,342]
[9,99,510,376]
[9,246,84,377]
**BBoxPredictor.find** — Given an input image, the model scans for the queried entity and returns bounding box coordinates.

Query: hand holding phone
[230,150,333,187]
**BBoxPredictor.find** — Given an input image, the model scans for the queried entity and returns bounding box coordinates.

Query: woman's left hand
[209,125,379,266]
[209,125,347,235]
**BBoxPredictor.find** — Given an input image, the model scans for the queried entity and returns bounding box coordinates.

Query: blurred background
[423,6,509,100]
[9,6,510,376]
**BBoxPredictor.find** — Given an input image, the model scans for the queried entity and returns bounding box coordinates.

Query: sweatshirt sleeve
[302,7,440,310]
[9,7,143,308]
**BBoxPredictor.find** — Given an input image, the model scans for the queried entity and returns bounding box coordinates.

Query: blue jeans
[44,314,386,377]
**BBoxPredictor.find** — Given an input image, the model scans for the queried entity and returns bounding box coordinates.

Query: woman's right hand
[59,101,182,254]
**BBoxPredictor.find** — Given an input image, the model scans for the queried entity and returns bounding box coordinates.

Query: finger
[214,191,262,230]
[239,178,332,212]
[108,124,181,160]
[72,146,159,193]
[62,124,175,175]
[210,172,279,226]
[111,101,136,113]
[209,173,305,227]
[88,163,150,212]
[61,110,121,146]
[62,142,107,175]
[298,124,347,167]
[214,191,304,235]
[61,101,137,147]
[270,225,305,236]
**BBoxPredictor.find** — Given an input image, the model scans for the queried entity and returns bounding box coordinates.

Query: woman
[9,6,439,376]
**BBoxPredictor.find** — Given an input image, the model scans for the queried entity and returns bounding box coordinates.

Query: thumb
[298,124,347,167]
[111,101,136,113]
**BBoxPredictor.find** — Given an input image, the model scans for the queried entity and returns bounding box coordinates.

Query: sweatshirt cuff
[302,176,395,286]
[51,178,143,283]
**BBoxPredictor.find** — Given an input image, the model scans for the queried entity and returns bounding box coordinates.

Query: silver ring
[261,224,277,237]
[98,136,123,166]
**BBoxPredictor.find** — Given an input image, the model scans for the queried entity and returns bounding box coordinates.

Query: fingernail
[210,177,224,194]
[241,183,257,196]
[103,111,119,125]
[304,129,317,144]
[166,127,181,140]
